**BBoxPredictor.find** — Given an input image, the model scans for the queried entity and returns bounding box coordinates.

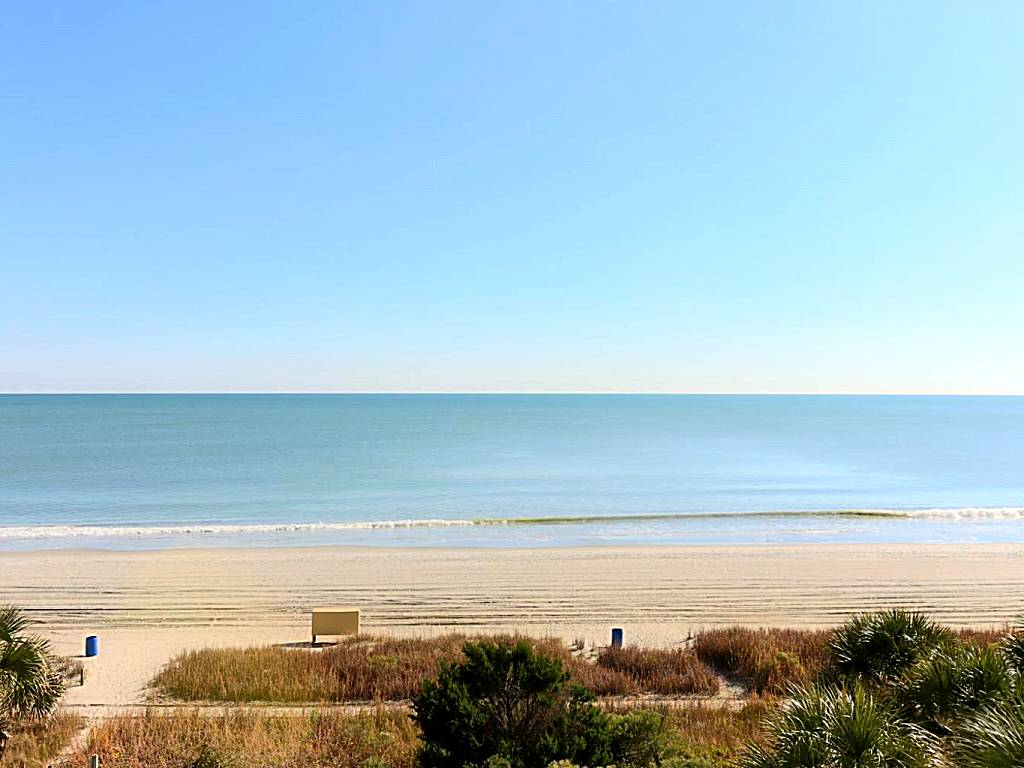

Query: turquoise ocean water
[1,394,1022,550]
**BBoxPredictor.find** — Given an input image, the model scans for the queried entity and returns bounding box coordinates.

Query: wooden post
[89,755,101,768]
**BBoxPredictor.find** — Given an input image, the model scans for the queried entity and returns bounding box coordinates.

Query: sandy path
[3,543,1023,707]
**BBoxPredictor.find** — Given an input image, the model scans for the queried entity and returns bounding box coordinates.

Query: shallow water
[1,394,1022,549]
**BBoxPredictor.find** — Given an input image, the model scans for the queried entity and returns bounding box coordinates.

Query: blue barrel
[611,628,623,648]
[85,635,99,657]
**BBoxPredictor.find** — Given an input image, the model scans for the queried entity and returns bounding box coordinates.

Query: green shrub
[413,640,613,768]
[607,709,679,767]
[828,609,952,685]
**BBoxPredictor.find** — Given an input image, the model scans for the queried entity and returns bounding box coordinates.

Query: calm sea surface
[1,394,1022,550]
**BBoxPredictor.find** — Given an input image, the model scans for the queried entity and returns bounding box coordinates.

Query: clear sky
[2,2,1022,393]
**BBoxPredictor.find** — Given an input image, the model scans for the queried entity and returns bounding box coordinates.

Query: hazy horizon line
[2,390,1022,397]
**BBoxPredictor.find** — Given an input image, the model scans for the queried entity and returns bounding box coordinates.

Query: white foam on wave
[1,507,1022,541]
[896,507,1024,520]
[0,518,487,540]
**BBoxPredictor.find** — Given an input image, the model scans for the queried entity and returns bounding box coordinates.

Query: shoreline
[3,538,1024,555]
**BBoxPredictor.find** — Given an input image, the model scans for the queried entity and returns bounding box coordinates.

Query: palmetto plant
[896,643,1013,732]
[828,609,952,685]
[951,693,1024,768]
[1000,618,1024,678]
[0,604,66,760]
[738,683,941,768]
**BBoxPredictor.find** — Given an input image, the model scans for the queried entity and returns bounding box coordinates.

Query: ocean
[1,394,1022,550]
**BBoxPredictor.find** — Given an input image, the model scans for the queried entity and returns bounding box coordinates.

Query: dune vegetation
[57,703,772,768]
[137,611,1024,767]
[151,634,723,704]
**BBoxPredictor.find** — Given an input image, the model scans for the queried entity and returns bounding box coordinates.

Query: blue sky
[2,2,1022,393]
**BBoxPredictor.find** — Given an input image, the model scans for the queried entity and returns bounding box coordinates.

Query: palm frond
[738,682,942,768]
[828,609,953,684]
[952,694,1024,768]
[0,606,32,644]
[0,607,65,723]
[897,644,1012,730]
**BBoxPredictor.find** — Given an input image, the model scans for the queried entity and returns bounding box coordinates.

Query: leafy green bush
[413,640,613,768]
[737,683,941,768]
[607,709,679,767]
[828,609,952,685]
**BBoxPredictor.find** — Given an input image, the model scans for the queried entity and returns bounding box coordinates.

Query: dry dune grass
[3,714,84,768]
[658,699,773,753]
[58,704,771,768]
[693,627,831,693]
[58,709,418,768]
[597,645,721,695]
[152,634,720,703]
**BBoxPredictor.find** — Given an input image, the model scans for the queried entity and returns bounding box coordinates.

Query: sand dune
[3,543,1022,705]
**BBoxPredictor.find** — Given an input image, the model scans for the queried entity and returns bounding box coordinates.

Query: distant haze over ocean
[2,394,1023,550]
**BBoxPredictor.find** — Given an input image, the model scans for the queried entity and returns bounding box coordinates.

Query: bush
[828,609,952,685]
[607,709,679,767]
[413,640,613,768]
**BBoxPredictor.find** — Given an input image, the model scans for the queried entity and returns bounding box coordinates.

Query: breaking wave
[1,507,1022,541]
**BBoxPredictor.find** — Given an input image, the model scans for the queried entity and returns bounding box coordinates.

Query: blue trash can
[611,628,623,648]
[85,635,99,657]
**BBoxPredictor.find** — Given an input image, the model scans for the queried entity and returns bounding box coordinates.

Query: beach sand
[3,543,1023,706]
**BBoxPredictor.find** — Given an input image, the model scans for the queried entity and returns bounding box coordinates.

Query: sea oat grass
[597,646,721,695]
[3,713,84,768]
[59,709,418,768]
[694,627,831,693]
[153,634,643,703]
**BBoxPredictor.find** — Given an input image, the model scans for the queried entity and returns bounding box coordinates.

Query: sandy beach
[2,543,1023,708]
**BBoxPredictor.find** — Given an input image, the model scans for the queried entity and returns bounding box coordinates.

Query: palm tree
[0,605,66,760]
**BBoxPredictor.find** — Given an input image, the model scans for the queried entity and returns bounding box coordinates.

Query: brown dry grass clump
[153,634,649,703]
[660,699,774,752]
[58,709,418,768]
[58,704,772,768]
[694,627,831,693]
[3,714,84,768]
[597,646,721,695]
[956,626,1006,648]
